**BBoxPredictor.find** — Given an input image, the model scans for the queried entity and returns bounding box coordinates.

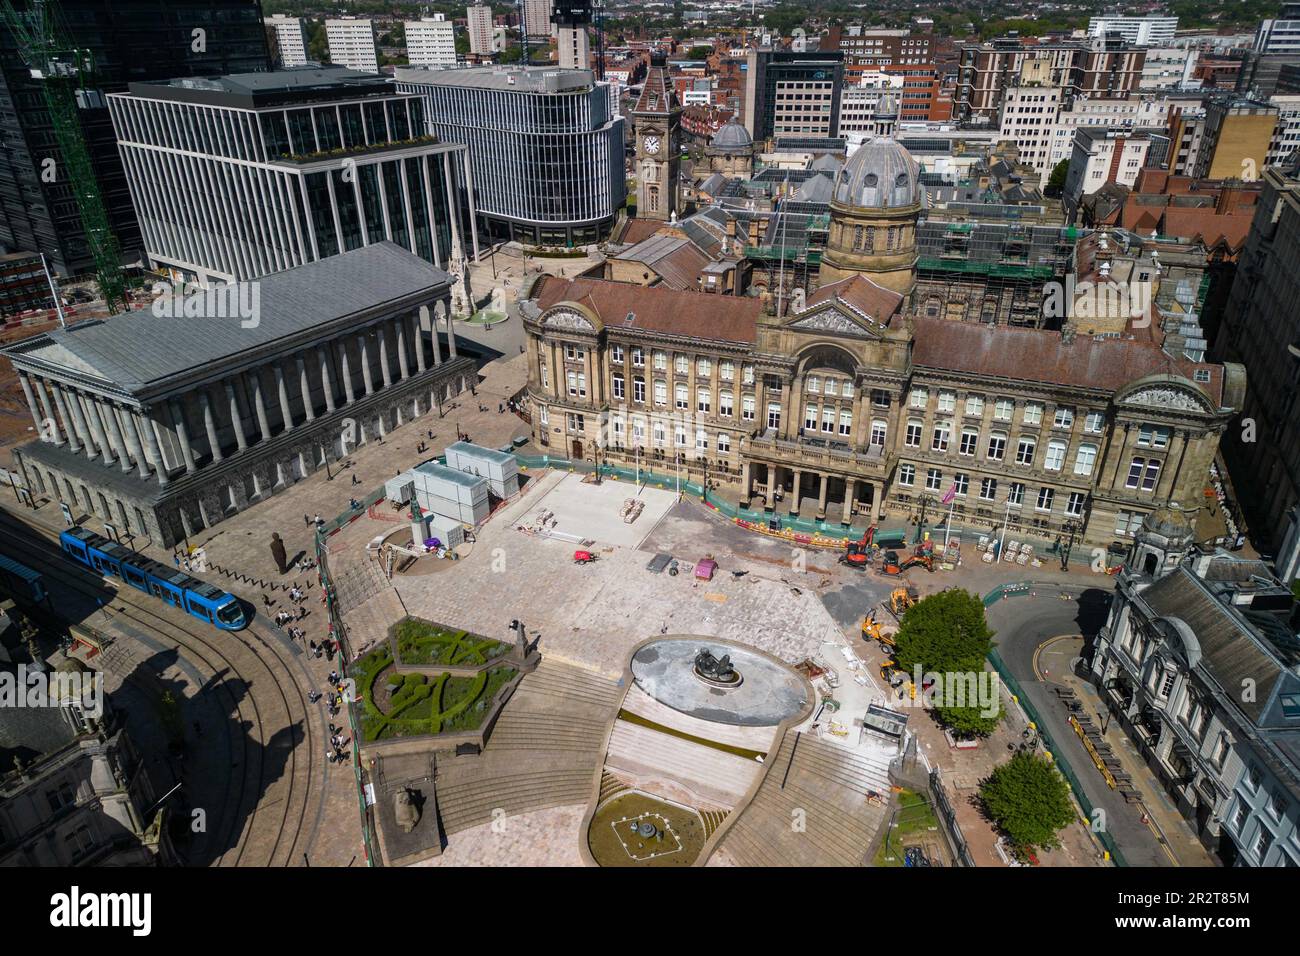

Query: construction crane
[1,0,128,312]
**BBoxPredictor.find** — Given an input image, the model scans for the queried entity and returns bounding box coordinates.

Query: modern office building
[744,48,845,142]
[524,0,554,40]
[406,16,458,68]
[108,69,478,285]
[0,251,54,319]
[326,18,379,74]
[466,5,495,57]
[396,65,625,245]
[1214,163,1300,558]
[956,35,1146,122]
[0,0,270,279]
[1195,97,1279,180]
[1087,16,1179,46]
[2,244,475,547]
[268,13,310,68]
[1141,46,1200,92]
[552,0,592,71]
[1254,4,1300,54]
[1063,128,1155,221]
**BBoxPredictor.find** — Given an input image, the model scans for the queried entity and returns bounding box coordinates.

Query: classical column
[740,460,751,501]
[789,469,802,515]
[135,411,165,486]
[33,378,63,444]
[377,321,393,388]
[247,370,272,442]
[338,340,356,404]
[296,354,315,422]
[17,373,43,435]
[200,389,224,463]
[766,465,778,510]
[225,380,248,451]
[412,311,426,373]
[396,316,410,380]
[115,405,150,478]
[101,400,132,473]
[91,401,119,466]
[445,301,457,358]
[1156,430,1186,502]
[429,306,443,365]
[78,393,110,462]
[50,386,80,453]
[358,331,375,396]
[64,388,96,459]
[817,473,829,516]
[318,346,337,413]
[843,478,857,525]
[274,361,294,431]
[169,399,197,474]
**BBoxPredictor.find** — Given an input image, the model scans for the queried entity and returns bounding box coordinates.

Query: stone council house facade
[521,272,1245,546]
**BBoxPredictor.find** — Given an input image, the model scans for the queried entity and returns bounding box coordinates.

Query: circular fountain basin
[631,639,808,727]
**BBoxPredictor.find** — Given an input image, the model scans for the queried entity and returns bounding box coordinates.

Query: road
[0,508,331,866]
[986,582,1184,866]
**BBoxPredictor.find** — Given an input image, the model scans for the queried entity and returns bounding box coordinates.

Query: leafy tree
[894,588,1000,736]
[1046,159,1069,195]
[979,752,1076,851]
[893,588,994,674]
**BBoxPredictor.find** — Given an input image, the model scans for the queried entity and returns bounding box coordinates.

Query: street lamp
[913,493,937,544]
[1060,518,1083,572]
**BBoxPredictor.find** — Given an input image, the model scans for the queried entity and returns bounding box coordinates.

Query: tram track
[0,510,324,867]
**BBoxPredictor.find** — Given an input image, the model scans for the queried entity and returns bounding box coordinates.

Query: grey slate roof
[1142,568,1283,723]
[7,243,449,392]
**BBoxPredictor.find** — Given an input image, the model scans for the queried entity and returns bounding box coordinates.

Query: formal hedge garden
[390,616,511,668]
[353,645,517,742]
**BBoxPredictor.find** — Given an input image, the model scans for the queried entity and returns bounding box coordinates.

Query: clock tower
[631,64,680,221]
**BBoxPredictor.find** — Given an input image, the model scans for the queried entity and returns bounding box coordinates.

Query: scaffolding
[914,220,1079,327]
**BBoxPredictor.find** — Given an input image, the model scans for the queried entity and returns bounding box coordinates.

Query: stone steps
[435,766,598,835]
[605,720,760,806]
[599,771,629,805]
[716,731,891,867]
[514,662,624,710]
[486,711,611,753]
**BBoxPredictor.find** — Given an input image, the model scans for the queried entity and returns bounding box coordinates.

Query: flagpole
[943,496,956,549]
[998,499,1011,560]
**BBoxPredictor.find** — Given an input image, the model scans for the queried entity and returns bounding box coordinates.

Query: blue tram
[59,527,248,630]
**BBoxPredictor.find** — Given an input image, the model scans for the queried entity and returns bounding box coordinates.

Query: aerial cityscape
[0,0,1294,922]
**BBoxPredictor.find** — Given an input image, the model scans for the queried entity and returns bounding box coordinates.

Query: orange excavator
[877,550,935,576]
[841,525,877,568]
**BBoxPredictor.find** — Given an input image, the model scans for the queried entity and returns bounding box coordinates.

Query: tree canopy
[894,589,1000,736]
[979,752,1077,852]
[893,589,994,674]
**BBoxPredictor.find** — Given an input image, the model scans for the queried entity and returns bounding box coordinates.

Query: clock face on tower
[643,135,661,155]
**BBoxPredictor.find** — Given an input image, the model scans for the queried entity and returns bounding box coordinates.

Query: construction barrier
[314,481,388,867]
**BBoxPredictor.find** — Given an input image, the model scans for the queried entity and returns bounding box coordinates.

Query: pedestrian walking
[304,514,311,526]
[309,640,318,656]
[262,593,272,610]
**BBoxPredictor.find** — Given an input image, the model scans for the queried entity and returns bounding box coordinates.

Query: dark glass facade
[0,0,270,276]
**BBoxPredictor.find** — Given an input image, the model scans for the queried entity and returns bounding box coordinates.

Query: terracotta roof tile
[532,275,758,345]
[807,274,905,326]
[909,316,1224,404]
